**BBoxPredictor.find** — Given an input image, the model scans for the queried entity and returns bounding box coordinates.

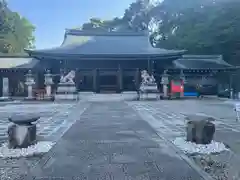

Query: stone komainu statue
[60,70,76,83]
[141,70,156,85]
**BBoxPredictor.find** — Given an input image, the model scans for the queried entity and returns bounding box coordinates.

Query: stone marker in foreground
[186,115,215,144]
[8,115,40,149]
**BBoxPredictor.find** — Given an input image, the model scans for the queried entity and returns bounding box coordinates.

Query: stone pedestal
[160,71,169,99]
[55,82,78,100]
[8,115,39,149]
[186,115,215,144]
[139,83,158,100]
[25,85,35,100]
[46,86,51,96]
[163,85,168,97]
[44,70,54,100]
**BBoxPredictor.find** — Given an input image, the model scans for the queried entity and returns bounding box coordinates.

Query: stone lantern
[161,70,169,98]
[44,70,54,99]
[180,70,186,83]
[25,70,35,100]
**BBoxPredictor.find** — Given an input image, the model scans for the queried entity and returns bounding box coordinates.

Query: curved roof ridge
[180,54,232,66]
[183,55,222,59]
[25,29,185,58]
[65,29,148,36]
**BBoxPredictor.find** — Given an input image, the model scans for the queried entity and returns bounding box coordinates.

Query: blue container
[184,92,198,97]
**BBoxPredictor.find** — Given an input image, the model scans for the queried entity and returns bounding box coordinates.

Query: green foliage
[0,0,35,54]
[81,17,126,31]
[77,0,240,64]
[156,0,240,65]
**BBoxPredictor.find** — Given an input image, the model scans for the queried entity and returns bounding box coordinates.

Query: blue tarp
[184,92,198,96]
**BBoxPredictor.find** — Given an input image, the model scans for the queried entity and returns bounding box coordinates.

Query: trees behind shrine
[81,0,240,65]
[154,0,240,66]
[0,0,35,54]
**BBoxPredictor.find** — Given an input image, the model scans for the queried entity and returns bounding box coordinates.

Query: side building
[0,56,41,97]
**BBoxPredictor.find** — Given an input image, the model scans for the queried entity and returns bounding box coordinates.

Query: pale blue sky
[8,0,134,49]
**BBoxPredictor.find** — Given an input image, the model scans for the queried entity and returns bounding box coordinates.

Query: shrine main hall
[0,29,237,96]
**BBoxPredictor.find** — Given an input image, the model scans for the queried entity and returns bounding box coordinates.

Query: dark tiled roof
[173,55,233,69]
[25,29,185,58]
[15,59,39,69]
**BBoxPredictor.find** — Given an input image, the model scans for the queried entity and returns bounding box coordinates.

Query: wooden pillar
[118,68,123,93]
[93,69,98,93]
[229,72,234,99]
[147,58,151,73]
[135,68,140,90]
[152,60,156,75]
[147,57,153,74]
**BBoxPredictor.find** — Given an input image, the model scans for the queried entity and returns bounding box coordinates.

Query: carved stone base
[140,83,158,91]
[7,124,37,149]
[57,83,76,93]
[55,83,78,101]
[139,83,159,100]
[43,95,55,101]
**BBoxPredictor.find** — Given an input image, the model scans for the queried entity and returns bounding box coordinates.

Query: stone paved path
[127,99,240,151]
[28,102,204,180]
[128,99,240,178]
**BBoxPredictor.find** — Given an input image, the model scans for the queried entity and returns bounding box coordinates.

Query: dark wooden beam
[118,68,123,93]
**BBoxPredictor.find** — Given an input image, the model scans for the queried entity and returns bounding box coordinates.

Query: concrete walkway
[28,102,204,180]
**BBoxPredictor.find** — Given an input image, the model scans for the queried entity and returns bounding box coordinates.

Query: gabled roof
[0,57,39,69]
[25,29,185,59]
[173,55,233,69]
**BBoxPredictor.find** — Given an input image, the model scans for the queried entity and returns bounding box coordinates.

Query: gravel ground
[190,151,240,180]
[0,101,88,180]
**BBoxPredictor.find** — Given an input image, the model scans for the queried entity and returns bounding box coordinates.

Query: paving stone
[128,99,240,179]
[28,102,203,180]
[4,99,236,179]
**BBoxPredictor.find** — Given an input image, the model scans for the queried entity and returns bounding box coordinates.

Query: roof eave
[0,54,30,58]
[26,50,185,60]
[65,29,149,36]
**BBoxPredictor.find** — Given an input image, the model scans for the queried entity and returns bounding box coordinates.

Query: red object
[170,79,184,94]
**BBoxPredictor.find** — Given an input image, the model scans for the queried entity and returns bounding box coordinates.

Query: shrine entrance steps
[78,92,138,102]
